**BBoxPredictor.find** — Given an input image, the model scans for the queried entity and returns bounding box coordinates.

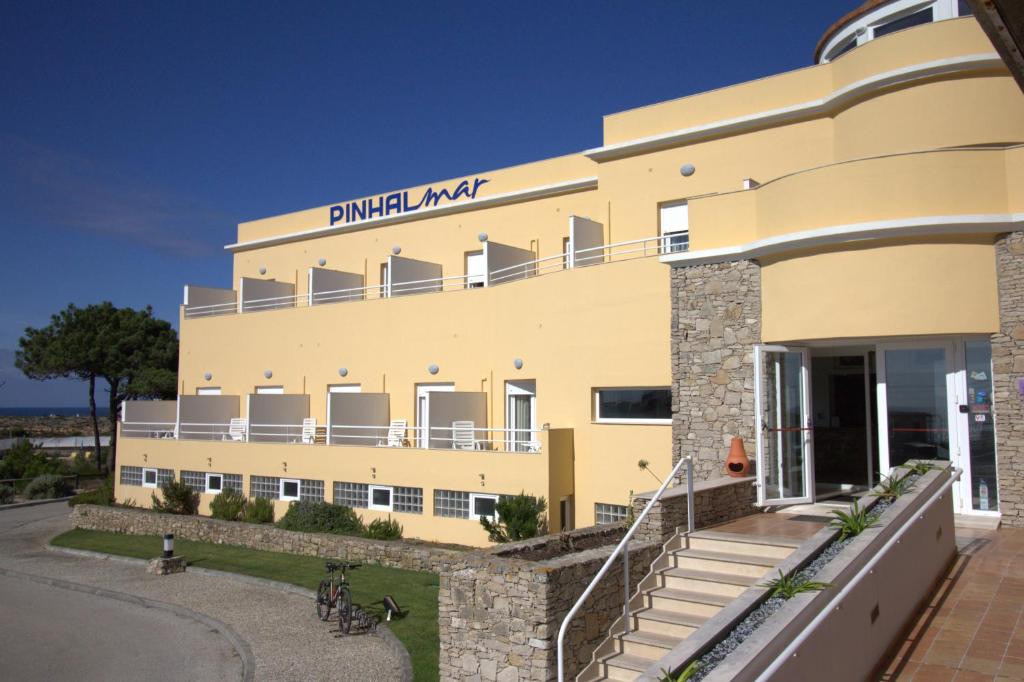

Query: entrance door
[416,383,454,448]
[506,380,536,452]
[755,345,815,506]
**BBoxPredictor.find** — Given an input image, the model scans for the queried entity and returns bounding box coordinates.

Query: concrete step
[660,566,757,596]
[645,587,731,616]
[619,629,681,659]
[601,652,653,681]
[670,548,776,578]
[632,607,708,638]
[683,531,799,560]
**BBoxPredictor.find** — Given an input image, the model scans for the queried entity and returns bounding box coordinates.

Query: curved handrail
[556,455,694,682]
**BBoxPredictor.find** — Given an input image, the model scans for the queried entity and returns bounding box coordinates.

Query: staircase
[577,529,800,681]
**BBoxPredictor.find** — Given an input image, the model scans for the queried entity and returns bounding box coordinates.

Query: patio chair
[377,419,407,447]
[301,418,317,445]
[452,420,480,450]
[226,418,248,442]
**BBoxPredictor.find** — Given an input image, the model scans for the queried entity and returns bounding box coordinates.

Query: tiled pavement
[881,527,1024,681]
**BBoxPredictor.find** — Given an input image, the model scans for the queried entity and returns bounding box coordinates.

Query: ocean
[0,407,111,417]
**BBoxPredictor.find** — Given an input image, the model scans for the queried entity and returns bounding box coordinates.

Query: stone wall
[670,260,761,480]
[629,476,757,545]
[994,231,1024,527]
[71,504,466,573]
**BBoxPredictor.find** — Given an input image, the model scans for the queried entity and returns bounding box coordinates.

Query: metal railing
[556,455,694,682]
[753,466,963,681]
[184,234,681,319]
[176,422,235,441]
[120,421,177,439]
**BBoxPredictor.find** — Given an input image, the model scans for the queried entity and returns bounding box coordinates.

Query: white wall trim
[585,53,1002,162]
[660,213,1024,266]
[225,176,599,253]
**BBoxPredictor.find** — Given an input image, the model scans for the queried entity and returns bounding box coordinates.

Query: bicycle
[316,561,360,633]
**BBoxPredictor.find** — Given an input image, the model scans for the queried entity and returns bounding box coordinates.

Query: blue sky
[0,0,848,406]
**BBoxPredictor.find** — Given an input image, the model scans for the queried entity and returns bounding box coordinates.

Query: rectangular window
[659,201,689,254]
[594,388,672,424]
[280,478,300,501]
[156,469,174,487]
[142,467,158,488]
[255,386,284,395]
[333,481,369,508]
[182,471,240,493]
[465,250,486,288]
[595,503,629,525]
[470,493,499,521]
[434,489,470,519]
[180,470,205,491]
[300,479,325,502]
[873,7,932,38]
[250,475,280,500]
[120,466,143,487]
[369,485,393,511]
[563,236,571,269]
[206,473,223,494]
[393,486,424,514]
[197,387,221,396]
[223,474,243,491]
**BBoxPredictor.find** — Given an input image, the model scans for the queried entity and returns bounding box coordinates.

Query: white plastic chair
[301,418,317,445]
[452,421,479,450]
[377,419,407,447]
[227,418,248,442]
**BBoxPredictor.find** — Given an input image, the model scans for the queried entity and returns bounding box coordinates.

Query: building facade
[115,1,1024,544]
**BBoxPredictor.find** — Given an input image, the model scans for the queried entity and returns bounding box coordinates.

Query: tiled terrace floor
[881,527,1024,681]
[709,508,828,541]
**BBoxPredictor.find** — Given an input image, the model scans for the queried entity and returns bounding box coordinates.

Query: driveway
[0,503,407,681]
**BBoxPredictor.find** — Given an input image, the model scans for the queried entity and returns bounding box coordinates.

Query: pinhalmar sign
[329,177,490,226]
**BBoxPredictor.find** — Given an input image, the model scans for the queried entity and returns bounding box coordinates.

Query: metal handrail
[556,455,694,682]
[753,466,962,681]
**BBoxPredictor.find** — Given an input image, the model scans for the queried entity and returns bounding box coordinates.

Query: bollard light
[382,595,402,621]
[163,533,174,559]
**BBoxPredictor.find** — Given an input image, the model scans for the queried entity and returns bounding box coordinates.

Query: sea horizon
[0,406,112,417]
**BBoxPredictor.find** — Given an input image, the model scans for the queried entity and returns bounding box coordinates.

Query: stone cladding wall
[629,476,757,545]
[994,231,1024,527]
[671,260,762,480]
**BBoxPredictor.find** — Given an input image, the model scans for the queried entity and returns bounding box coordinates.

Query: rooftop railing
[184,234,677,319]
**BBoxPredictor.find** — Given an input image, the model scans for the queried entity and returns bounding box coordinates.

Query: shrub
[480,492,547,543]
[0,440,63,480]
[872,472,913,501]
[277,500,364,535]
[0,485,14,504]
[244,496,275,524]
[23,474,74,500]
[210,488,246,521]
[760,570,829,599]
[68,478,114,507]
[365,516,403,540]
[830,500,878,540]
[151,480,199,515]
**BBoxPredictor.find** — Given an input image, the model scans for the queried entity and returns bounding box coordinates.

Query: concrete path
[0,502,407,681]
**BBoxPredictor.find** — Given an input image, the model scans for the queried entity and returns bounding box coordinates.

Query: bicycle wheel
[337,586,353,634]
[316,580,332,621]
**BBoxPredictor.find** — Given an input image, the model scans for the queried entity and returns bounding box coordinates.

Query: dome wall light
[204,372,212,381]
[338,367,349,377]
[513,358,524,370]
[392,246,402,255]
[680,164,696,177]
[318,258,327,267]
[258,266,267,275]
[428,364,439,375]
[264,370,273,379]
[478,232,488,242]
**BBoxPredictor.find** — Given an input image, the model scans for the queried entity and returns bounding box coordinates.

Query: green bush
[244,497,275,524]
[277,500,365,535]
[365,516,403,540]
[151,480,199,515]
[210,488,246,521]
[480,492,547,543]
[23,474,74,500]
[68,478,114,507]
[0,440,63,480]
[0,485,14,504]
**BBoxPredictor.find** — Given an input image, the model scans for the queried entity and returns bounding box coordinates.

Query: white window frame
[205,473,224,494]
[659,200,690,254]
[328,384,362,393]
[142,467,159,488]
[197,387,222,396]
[465,250,486,289]
[256,385,284,395]
[280,478,301,501]
[593,387,673,425]
[368,484,394,512]
[819,0,964,63]
[469,493,499,521]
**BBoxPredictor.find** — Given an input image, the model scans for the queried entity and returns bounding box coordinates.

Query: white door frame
[754,345,815,506]
[505,380,537,452]
[416,383,454,448]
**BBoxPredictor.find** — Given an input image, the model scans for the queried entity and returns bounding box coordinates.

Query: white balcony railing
[184,234,677,319]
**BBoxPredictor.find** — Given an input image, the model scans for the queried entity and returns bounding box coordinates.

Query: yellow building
[116,1,1024,544]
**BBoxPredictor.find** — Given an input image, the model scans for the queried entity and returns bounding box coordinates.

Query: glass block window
[595,503,629,525]
[300,479,324,502]
[333,482,368,508]
[180,470,205,491]
[250,475,280,500]
[120,466,143,486]
[223,474,243,491]
[394,486,423,514]
[434,489,470,519]
[156,469,175,487]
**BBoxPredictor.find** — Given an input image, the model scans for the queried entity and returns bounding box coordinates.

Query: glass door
[755,345,814,506]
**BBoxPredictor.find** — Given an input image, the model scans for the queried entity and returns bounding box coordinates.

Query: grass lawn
[51,529,439,681]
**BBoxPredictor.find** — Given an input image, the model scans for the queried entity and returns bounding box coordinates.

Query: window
[465,251,486,288]
[562,236,571,269]
[394,486,424,514]
[470,493,499,521]
[223,474,242,491]
[594,388,672,424]
[156,469,174,487]
[206,473,223,494]
[328,384,362,393]
[120,466,143,487]
[380,262,390,298]
[659,201,689,253]
[280,478,300,501]
[181,470,205,491]
[256,386,284,395]
[250,475,280,499]
[873,6,933,38]
[369,485,393,511]
[333,481,369,508]
[957,0,971,16]
[142,467,159,488]
[434,489,470,518]
[595,503,629,525]
[300,479,325,502]
[182,471,241,493]
[197,387,221,396]
[828,35,858,61]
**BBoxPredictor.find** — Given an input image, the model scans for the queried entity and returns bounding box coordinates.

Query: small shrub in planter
[23,474,73,500]
[151,480,199,515]
[480,492,547,543]
[210,488,246,521]
[0,485,14,505]
[244,497,275,524]
[277,500,364,535]
[365,516,403,540]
